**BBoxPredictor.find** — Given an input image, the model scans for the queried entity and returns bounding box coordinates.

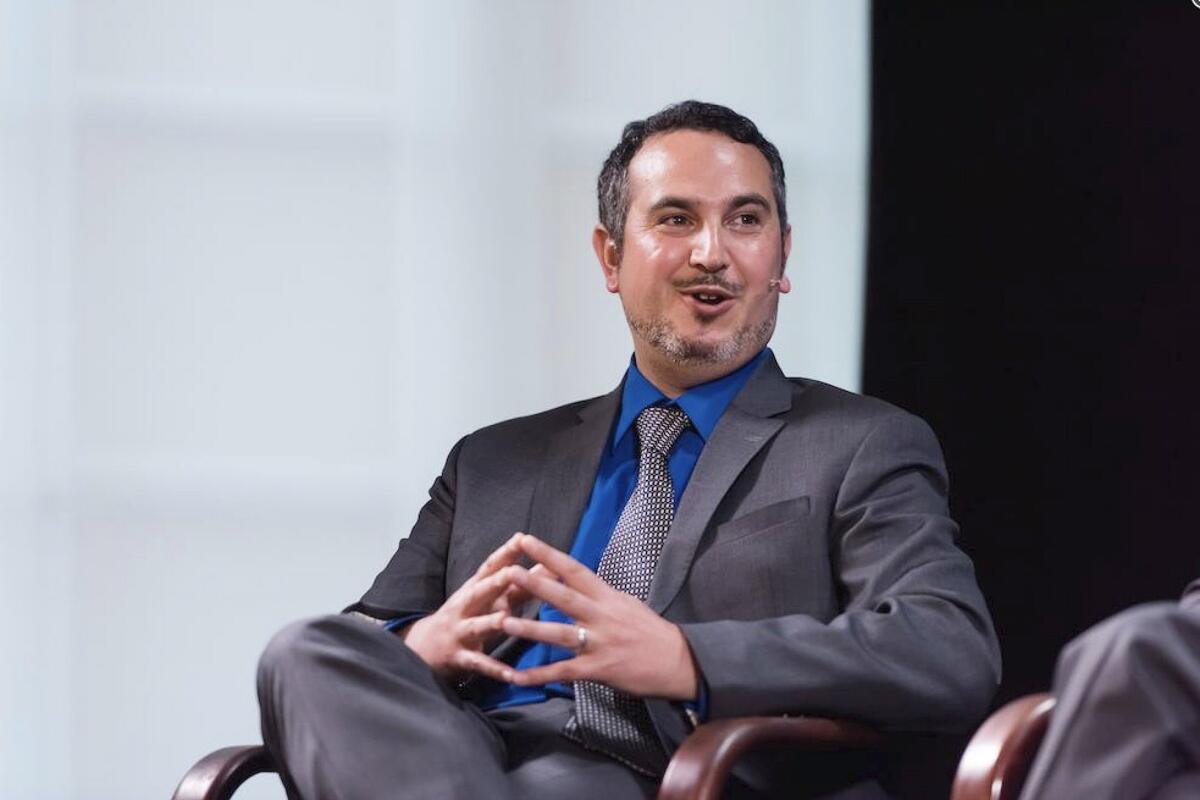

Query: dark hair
[597,100,787,257]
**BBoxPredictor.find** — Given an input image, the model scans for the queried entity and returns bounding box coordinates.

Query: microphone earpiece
[768,278,781,289]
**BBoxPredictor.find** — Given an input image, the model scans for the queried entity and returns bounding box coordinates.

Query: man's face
[595,129,791,388]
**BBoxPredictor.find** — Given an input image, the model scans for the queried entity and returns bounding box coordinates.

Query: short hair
[597,100,788,257]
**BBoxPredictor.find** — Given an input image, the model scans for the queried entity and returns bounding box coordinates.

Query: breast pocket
[686,496,823,620]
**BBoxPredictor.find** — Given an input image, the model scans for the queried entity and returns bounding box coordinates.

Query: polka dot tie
[562,405,691,776]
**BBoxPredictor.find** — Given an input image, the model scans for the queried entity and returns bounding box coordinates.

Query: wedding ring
[576,625,589,652]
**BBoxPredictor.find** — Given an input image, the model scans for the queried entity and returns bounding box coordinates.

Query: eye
[659,214,690,227]
[734,212,761,226]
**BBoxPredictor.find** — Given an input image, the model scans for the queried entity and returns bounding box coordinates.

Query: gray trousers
[1019,589,1200,800]
[257,614,658,800]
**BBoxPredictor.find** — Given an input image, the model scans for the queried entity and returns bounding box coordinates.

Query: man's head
[594,101,792,395]
[598,101,788,258]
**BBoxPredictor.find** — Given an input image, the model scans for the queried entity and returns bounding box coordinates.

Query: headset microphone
[768,278,782,290]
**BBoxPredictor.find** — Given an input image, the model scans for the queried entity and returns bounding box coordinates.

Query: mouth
[680,286,736,315]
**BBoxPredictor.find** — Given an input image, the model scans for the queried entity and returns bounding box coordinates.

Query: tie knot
[635,406,691,459]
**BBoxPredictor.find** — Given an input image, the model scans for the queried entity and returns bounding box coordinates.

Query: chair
[172,716,882,800]
[950,693,1055,800]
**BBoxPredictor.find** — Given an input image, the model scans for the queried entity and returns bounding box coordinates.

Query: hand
[499,533,699,701]
[404,533,532,682]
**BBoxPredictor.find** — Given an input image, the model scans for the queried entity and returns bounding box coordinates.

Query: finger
[457,610,508,645]
[517,534,604,595]
[465,565,526,614]
[511,567,593,619]
[451,649,517,684]
[501,563,560,608]
[509,659,587,687]
[491,587,515,615]
[474,533,526,579]
[500,617,582,650]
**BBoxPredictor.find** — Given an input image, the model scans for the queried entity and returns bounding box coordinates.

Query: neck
[632,345,757,398]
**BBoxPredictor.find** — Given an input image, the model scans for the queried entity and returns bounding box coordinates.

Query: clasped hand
[403,533,698,701]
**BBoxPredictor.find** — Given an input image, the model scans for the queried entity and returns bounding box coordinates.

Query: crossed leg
[257,614,657,800]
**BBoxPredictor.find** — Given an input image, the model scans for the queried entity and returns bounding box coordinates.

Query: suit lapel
[486,385,620,667]
[647,355,795,613]
[525,386,621,553]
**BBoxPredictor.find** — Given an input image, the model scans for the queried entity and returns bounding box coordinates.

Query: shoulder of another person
[1182,579,1200,609]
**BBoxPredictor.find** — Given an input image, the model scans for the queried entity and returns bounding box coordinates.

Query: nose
[689,223,728,273]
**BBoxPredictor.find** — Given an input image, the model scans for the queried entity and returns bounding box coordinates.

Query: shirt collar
[612,348,770,452]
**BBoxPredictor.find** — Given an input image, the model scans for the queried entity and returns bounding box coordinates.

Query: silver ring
[576,625,589,652]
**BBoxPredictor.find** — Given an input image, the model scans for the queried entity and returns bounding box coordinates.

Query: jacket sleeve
[678,411,1001,732]
[344,437,465,619]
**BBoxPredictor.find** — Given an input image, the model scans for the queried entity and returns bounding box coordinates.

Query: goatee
[626,310,777,366]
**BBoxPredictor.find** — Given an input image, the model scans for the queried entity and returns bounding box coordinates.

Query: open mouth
[681,288,735,314]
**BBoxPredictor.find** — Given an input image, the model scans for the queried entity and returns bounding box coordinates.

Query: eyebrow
[645,193,774,215]
[727,193,772,214]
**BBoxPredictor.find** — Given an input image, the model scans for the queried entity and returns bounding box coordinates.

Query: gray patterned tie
[563,405,691,776]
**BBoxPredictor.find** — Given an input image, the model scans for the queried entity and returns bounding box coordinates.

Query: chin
[652,329,752,366]
[629,311,775,368]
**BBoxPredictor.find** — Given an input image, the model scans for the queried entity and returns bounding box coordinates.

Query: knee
[257,615,348,693]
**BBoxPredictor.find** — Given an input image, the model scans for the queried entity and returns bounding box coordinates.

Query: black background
[864,0,1200,731]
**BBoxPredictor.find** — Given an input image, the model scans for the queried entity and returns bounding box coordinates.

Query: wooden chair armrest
[171,718,882,800]
[657,716,882,800]
[951,693,1055,800]
[171,745,277,800]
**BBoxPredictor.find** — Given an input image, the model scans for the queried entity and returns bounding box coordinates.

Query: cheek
[621,242,685,291]
[732,241,784,279]
[643,239,679,263]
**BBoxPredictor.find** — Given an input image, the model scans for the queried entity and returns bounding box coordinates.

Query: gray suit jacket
[1019,581,1200,800]
[352,353,1001,769]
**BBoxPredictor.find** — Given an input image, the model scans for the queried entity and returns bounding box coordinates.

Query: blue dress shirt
[481,348,769,713]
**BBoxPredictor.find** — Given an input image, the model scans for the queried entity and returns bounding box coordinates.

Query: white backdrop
[0,2,869,797]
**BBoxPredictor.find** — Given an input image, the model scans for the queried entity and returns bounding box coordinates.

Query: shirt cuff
[383,613,427,632]
[682,673,710,723]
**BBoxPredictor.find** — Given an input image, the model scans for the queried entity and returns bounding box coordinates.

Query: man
[1019,579,1200,800]
[257,101,1001,799]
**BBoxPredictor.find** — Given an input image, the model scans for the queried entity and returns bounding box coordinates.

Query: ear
[777,224,793,294]
[593,225,621,293]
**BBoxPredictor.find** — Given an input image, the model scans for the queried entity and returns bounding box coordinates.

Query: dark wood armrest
[171,745,277,800]
[172,718,881,800]
[657,716,882,800]
[951,693,1055,800]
